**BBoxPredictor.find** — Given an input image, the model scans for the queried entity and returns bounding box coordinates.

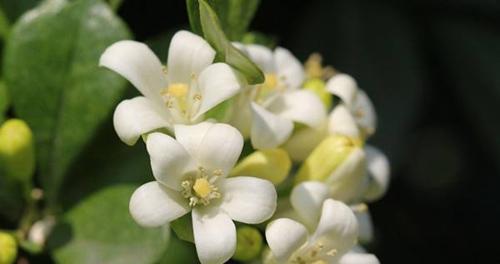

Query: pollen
[166,83,189,97]
[193,178,212,198]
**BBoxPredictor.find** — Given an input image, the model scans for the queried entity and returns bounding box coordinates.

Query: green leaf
[156,235,199,264]
[170,214,194,243]
[0,0,39,22]
[49,185,169,264]
[198,0,264,85]
[0,81,8,123]
[187,0,260,41]
[3,0,131,206]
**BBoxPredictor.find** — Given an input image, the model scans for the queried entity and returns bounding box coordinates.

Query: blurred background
[119,0,500,263]
[1,0,499,263]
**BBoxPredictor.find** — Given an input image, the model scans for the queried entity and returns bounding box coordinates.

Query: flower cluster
[100,30,390,264]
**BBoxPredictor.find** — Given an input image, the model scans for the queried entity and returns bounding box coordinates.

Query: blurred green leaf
[0,0,39,22]
[156,234,199,264]
[198,0,264,85]
[3,0,130,206]
[0,81,8,123]
[186,0,202,36]
[50,184,169,264]
[241,31,277,48]
[0,170,24,222]
[170,214,194,243]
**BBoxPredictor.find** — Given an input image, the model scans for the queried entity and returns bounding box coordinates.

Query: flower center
[181,167,222,207]
[160,81,203,123]
[254,73,287,104]
[264,74,278,89]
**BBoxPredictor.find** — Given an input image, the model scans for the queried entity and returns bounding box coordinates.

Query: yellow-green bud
[296,135,367,202]
[303,78,332,110]
[233,226,263,262]
[231,148,291,185]
[0,119,35,183]
[0,232,17,264]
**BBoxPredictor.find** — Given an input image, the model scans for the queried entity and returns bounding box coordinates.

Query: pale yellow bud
[231,148,291,185]
[295,135,366,202]
[0,119,35,183]
[0,232,17,264]
[233,226,263,262]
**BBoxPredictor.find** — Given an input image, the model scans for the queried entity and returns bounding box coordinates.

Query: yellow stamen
[166,83,188,97]
[193,178,212,198]
[264,74,278,89]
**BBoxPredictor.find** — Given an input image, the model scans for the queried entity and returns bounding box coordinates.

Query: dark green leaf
[50,184,169,264]
[0,0,39,22]
[3,0,130,206]
[198,0,264,85]
[0,81,8,123]
[156,234,199,264]
[186,0,202,35]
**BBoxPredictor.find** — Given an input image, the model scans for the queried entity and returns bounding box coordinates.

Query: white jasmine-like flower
[128,122,277,264]
[265,181,379,264]
[100,30,241,146]
[326,73,376,138]
[265,198,364,264]
[231,44,326,149]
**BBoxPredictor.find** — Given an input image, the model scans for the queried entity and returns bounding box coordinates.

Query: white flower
[265,198,361,264]
[264,181,379,264]
[326,73,376,138]
[128,122,277,264]
[100,30,242,146]
[230,44,326,149]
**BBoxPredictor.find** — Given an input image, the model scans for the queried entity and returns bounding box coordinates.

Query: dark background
[119,1,500,263]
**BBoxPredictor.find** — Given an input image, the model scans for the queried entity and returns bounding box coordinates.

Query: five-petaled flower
[128,122,277,264]
[265,181,380,264]
[100,30,242,146]
[230,44,326,149]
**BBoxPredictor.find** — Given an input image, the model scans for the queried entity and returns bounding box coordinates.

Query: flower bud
[303,78,332,110]
[0,119,35,183]
[233,226,263,262]
[0,232,17,264]
[231,148,291,185]
[295,135,366,202]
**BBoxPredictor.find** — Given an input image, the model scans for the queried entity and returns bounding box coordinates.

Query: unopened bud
[0,119,35,183]
[0,232,17,264]
[295,135,366,202]
[233,226,263,262]
[231,148,291,185]
[303,78,332,110]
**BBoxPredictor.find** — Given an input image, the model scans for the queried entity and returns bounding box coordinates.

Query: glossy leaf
[3,0,130,205]
[50,185,170,264]
[198,0,264,84]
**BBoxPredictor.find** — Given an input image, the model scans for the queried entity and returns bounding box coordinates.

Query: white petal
[250,103,293,149]
[197,123,243,175]
[274,47,304,89]
[167,30,216,84]
[266,218,308,263]
[267,90,327,127]
[244,44,275,73]
[328,104,361,138]
[351,205,374,243]
[220,177,277,224]
[113,97,171,146]
[174,122,214,158]
[100,40,166,105]
[146,132,196,190]
[194,63,241,119]
[326,73,358,107]
[326,148,367,202]
[290,181,330,229]
[339,251,380,264]
[129,181,190,227]
[353,90,377,137]
[363,145,390,201]
[192,207,236,264]
[312,199,358,257]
